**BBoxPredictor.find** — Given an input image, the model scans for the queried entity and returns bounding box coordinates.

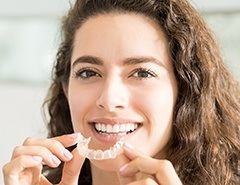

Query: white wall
[0,0,72,18]
[0,83,48,183]
[0,1,71,183]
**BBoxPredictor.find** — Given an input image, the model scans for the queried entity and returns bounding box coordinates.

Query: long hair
[43,0,240,184]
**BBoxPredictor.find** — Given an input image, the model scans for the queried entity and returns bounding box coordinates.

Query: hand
[2,133,85,185]
[117,143,182,185]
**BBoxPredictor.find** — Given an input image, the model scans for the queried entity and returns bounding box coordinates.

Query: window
[204,13,240,79]
[0,19,59,83]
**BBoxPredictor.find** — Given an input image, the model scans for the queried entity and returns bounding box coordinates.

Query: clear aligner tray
[77,133,124,160]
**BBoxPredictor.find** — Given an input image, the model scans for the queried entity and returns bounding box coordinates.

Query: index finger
[52,133,82,147]
[23,133,81,149]
[122,142,150,160]
[116,153,137,185]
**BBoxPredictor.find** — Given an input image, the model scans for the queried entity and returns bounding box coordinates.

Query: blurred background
[0,0,240,184]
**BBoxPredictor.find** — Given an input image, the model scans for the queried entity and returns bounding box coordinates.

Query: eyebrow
[123,57,166,68]
[72,56,104,68]
[72,55,166,69]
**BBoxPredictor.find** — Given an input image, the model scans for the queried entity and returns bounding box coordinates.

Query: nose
[96,77,129,112]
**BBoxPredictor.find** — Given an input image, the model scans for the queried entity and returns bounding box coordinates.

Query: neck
[90,163,120,185]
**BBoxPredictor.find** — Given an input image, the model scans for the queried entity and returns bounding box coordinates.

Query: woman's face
[66,13,177,168]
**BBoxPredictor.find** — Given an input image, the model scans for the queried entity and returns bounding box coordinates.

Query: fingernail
[33,156,43,162]
[69,133,79,139]
[63,149,73,160]
[119,164,128,172]
[124,142,134,149]
[70,132,82,139]
[52,155,61,165]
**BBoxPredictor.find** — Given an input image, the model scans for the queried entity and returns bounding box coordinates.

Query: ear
[62,83,68,99]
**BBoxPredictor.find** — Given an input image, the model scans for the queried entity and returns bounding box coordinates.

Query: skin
[2,133,85,185]
[3,13,182,185]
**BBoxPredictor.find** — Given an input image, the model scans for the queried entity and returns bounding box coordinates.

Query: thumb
[60,148,85,185]
[116,154,136,185]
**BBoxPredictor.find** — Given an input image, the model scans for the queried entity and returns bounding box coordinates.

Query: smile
[78,118,142,160]
[94,123,139,135]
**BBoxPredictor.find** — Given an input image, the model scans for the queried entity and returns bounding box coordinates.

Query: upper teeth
[94,123,138,133]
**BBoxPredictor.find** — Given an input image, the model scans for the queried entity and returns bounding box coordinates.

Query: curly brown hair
[43,0,240,184]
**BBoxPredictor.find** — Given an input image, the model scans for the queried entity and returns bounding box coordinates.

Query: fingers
[119,143,182,185]
[40,175,52,185]
[52,132,81,147]
[12,145,71,168]
[3,133,81,185]
[12,133,81,168]
[116,152,137,185]
[3,155,43,184]
[119,157,159,176]
[3,155,43,175]
[22,133,81,153]
[127,178,158,185]
[60,148,86,185]
[122,142,149,160]
[120,158,182,185]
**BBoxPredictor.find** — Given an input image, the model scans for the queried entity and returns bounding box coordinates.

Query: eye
[131,68,157,79]
[73,68,101,79]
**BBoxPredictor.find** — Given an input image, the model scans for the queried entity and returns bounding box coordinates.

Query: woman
[3,0,240,184]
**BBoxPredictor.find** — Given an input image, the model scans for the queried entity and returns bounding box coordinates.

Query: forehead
[71,13,171,69]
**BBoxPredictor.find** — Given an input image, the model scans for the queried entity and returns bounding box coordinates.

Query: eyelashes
[73,67,157,80]
[73,67,101,80]
[130,67,157,79]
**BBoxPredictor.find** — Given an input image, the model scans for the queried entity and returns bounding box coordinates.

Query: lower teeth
[98,131,127,136]
[96,128,136,136]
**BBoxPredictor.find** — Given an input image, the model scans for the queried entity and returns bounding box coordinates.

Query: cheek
[137,86,175,137]
[68,85,97,132]
[136,83,176,119]
[131,81,177,156]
